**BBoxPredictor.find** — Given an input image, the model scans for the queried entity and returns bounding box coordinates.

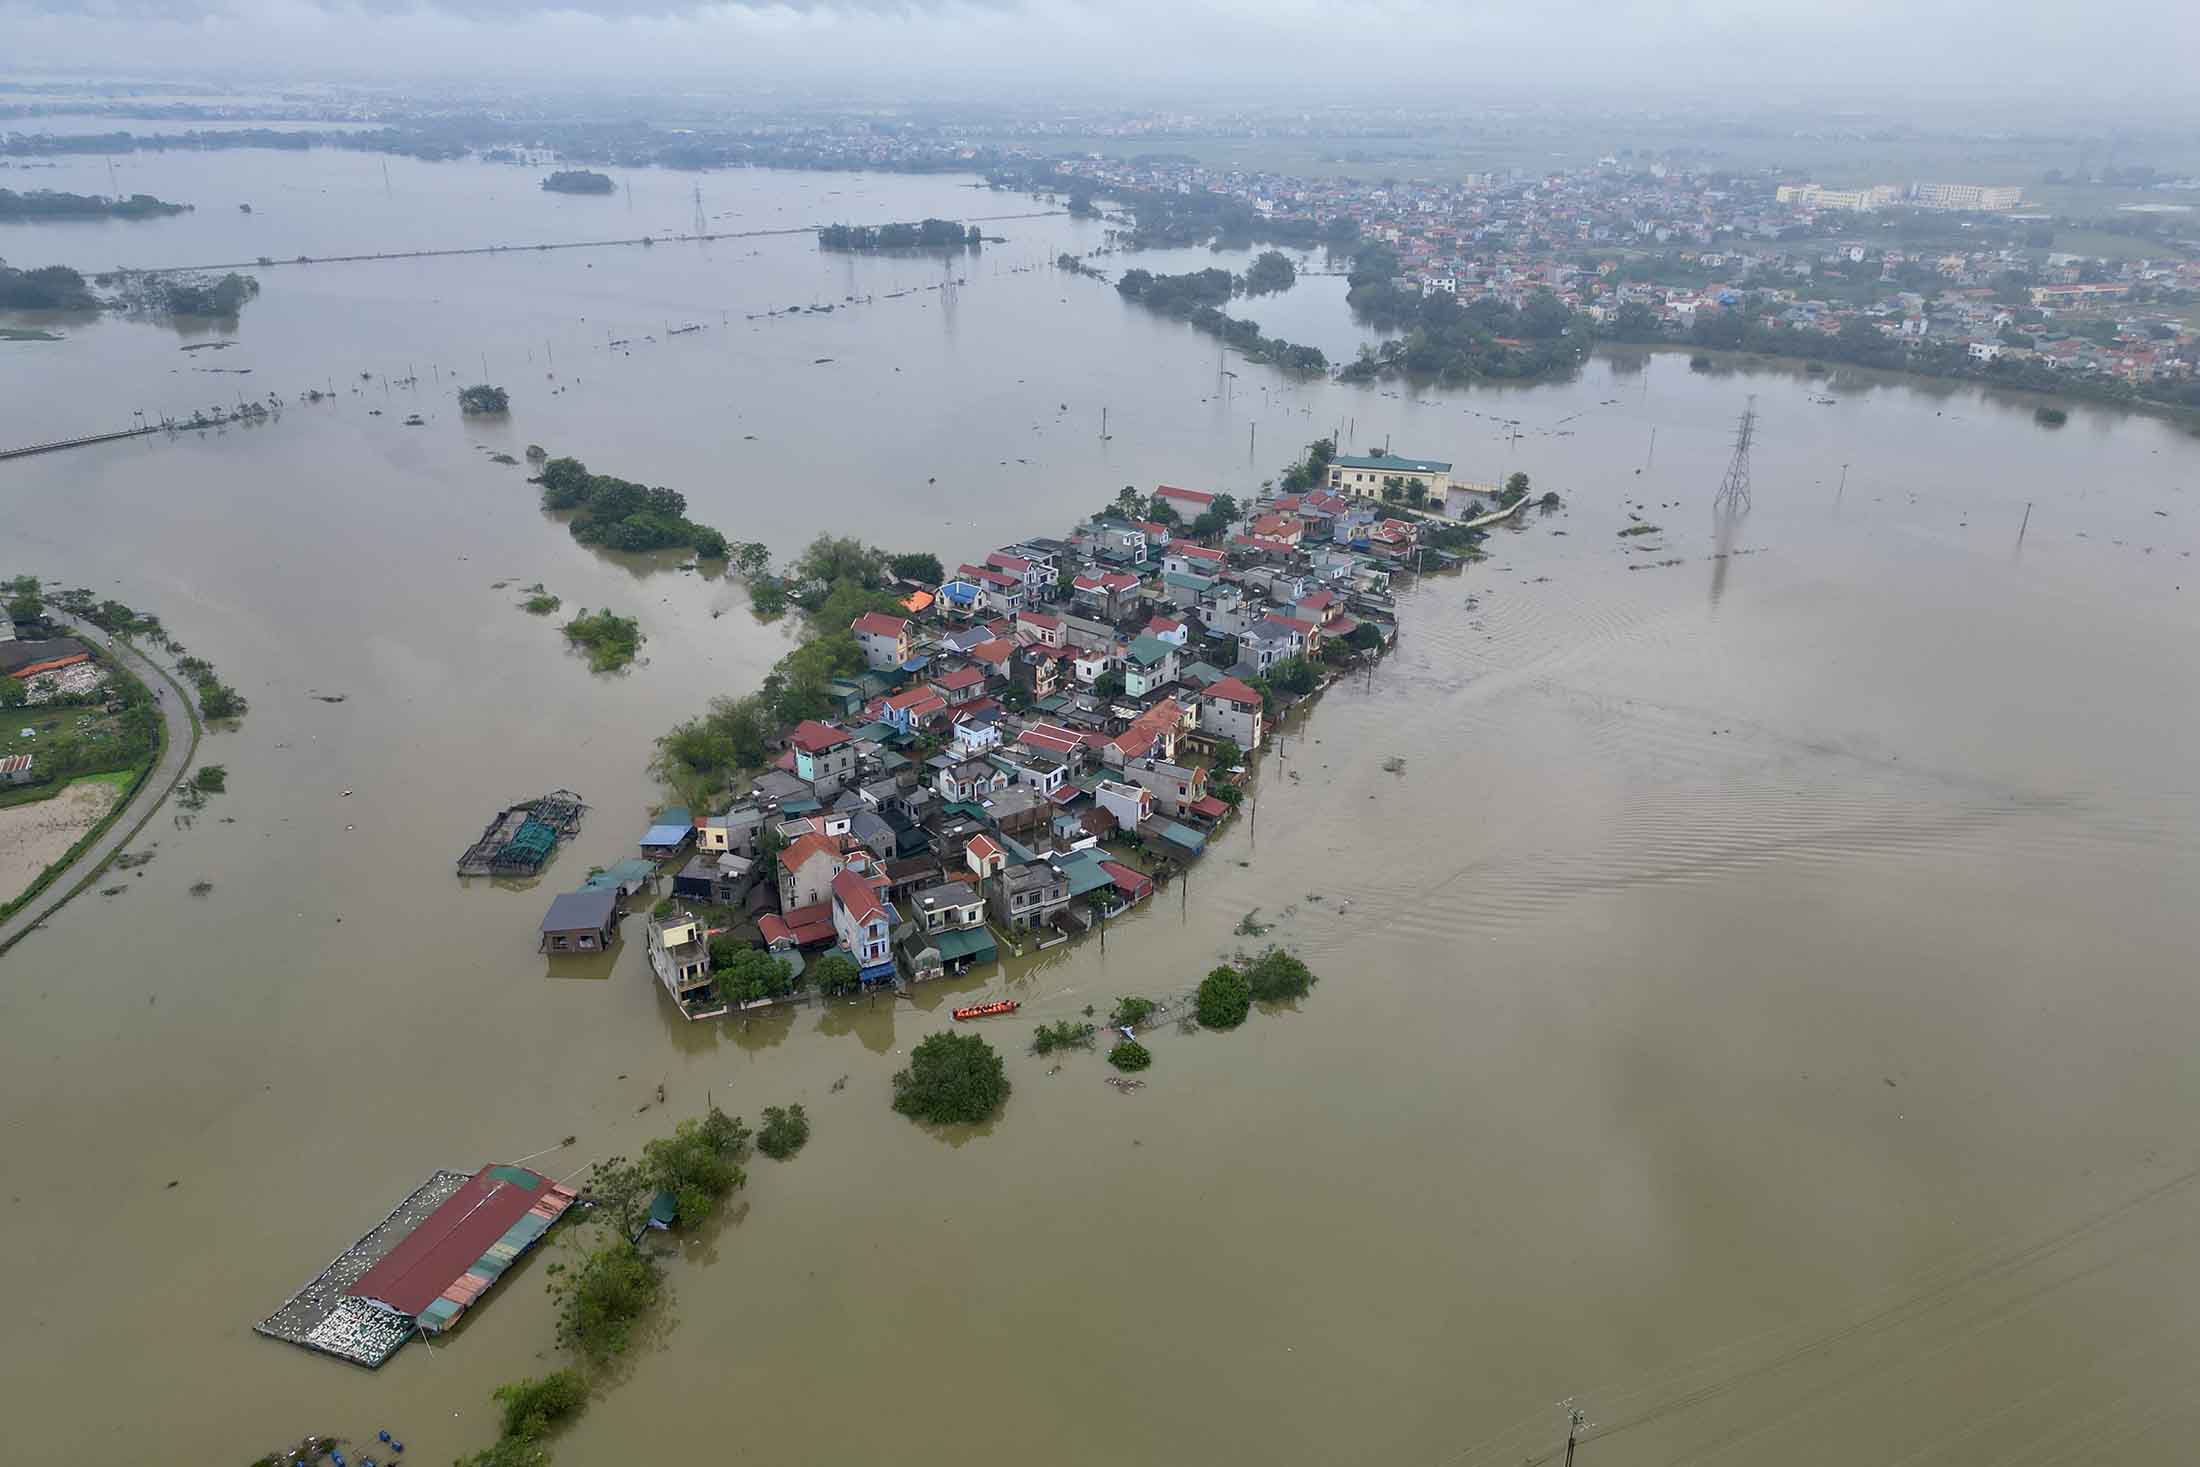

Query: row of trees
[1114,266,1328,375]
[535,455,731,558]
[0,262,96,310]
[817,219,980,251]
[0,188,187,219]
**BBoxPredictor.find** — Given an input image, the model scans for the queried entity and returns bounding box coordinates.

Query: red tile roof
[934,665,987,692]
[1204,676,1263,707]
[788,720,852,754]
[1156,484,1215,507]
[850,612,909,638]
[1168,539,1225,562]
[966,833,1003,861]
[885,685,945,712]
[832,867,888,926]
[347,1165,560,1316]
[760,901,836,947]
[778,833,841,874]
[969,637,1016,665]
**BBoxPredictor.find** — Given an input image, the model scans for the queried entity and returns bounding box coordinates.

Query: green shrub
[1033,1020,1096,1054]
[1244,947,1316,1001]
[757,1103,811,1160]
[1109,996,1157,1027]
[1108,1038,1152,1071]
[494,1370,588,1442]
[1196,964,1251,1030]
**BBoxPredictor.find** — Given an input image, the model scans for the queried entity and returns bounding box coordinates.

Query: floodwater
[8,149,2200,1467]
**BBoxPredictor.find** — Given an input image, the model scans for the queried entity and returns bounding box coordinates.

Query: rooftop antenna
[1714,396,1756,515]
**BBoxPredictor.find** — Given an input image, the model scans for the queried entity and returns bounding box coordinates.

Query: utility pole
[2018,500,2033,546]
[1645,426,1655,468]
[1249,422,1257,463]
[1563,1405,1587,1467]
[1836,461,1849,507]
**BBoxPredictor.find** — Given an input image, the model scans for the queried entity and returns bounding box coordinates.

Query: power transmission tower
[1714,396,1756,514]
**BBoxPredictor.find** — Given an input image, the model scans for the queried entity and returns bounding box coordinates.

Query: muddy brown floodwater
[6,149,2200,1467]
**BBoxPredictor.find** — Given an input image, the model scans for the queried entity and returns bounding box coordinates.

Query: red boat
[952,1000,1019,1021]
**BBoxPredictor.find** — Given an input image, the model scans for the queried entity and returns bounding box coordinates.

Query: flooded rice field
[6,150,2200,1466]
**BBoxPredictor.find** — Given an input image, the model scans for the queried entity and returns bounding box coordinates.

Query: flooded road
[7,151,2200,1467]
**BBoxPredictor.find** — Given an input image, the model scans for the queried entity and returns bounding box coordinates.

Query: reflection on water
[5,149,2200,1467]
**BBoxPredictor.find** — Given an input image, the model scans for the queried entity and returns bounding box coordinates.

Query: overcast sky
[6,0,2199,108]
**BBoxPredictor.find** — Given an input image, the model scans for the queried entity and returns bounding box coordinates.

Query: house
[1011,645,1061,701]
[957,564,1026,613]
[1105,697,1187,766]
[937,579,987,616]
[936,756,1008,803]
[1094,779,1154,832]
[1144,615,1188,647]
[1124,635,1181,697]
[1163,540,1228,579]
[759,899,837,950]
[966,637,1017,680]
[639,808,695,860]
[1327,453,1453,500]
[831,867,897,983]
[932,663,989,705]
[905,879,997,973]
[1156,484,1216,519]
[1201,675,1266,750]
[1072,647,1113,686]
[984,552,1051,605]
[998,748,1070,797]
[1237,623,1297,673]
[1016,609,1067,649]
[950,713,1004,758]
[0,753,32,787]
[647,911,722,1017]
[989,861,1071,931]
[1247,512,1305,548]
[1263,612,1324,659]
[880,684,949,734]
[848,809,898,862]
[777,832,845,910]
[787,721,857,793]
[696,805,764,856]
[1121,757,1208,817]
[977,785,1051,840]
[850,612,913,672]
[1073,570,1144,622]
[966,831,1008,880]
[539,888,621,953]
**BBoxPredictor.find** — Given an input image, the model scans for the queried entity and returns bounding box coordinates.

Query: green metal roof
[1333,453,1451,474]
[932,926,998,962]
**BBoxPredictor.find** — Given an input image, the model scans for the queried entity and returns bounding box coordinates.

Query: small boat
[953,1000,1019,1021]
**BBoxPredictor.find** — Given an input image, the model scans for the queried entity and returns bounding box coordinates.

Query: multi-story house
[989,861,1071,932]
[850,612,913,672]
[831,867,897,983]
[787,721,857,795]
[1200,676,1266,751]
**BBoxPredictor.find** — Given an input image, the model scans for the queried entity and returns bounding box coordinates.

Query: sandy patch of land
[0,780,125,904]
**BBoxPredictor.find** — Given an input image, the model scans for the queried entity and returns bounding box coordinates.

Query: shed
[640,807,694,857]
[1153,819,1207,855]
[540,888,621,952]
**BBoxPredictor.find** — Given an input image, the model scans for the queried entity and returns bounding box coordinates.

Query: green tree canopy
[1196,964,1252,1029]
[892,1031,1010,1125]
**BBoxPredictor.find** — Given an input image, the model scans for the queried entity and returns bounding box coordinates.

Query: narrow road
[0,621,199,958]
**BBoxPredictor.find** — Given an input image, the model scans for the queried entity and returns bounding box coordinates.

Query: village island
[525,440,1520,1021]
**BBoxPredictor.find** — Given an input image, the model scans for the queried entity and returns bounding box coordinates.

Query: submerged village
[527,444,1503,1021]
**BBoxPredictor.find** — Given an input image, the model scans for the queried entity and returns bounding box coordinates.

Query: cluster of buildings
[1774,181,2024,213]
[1045,151,2194,386]
[542,478,1438,1021]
